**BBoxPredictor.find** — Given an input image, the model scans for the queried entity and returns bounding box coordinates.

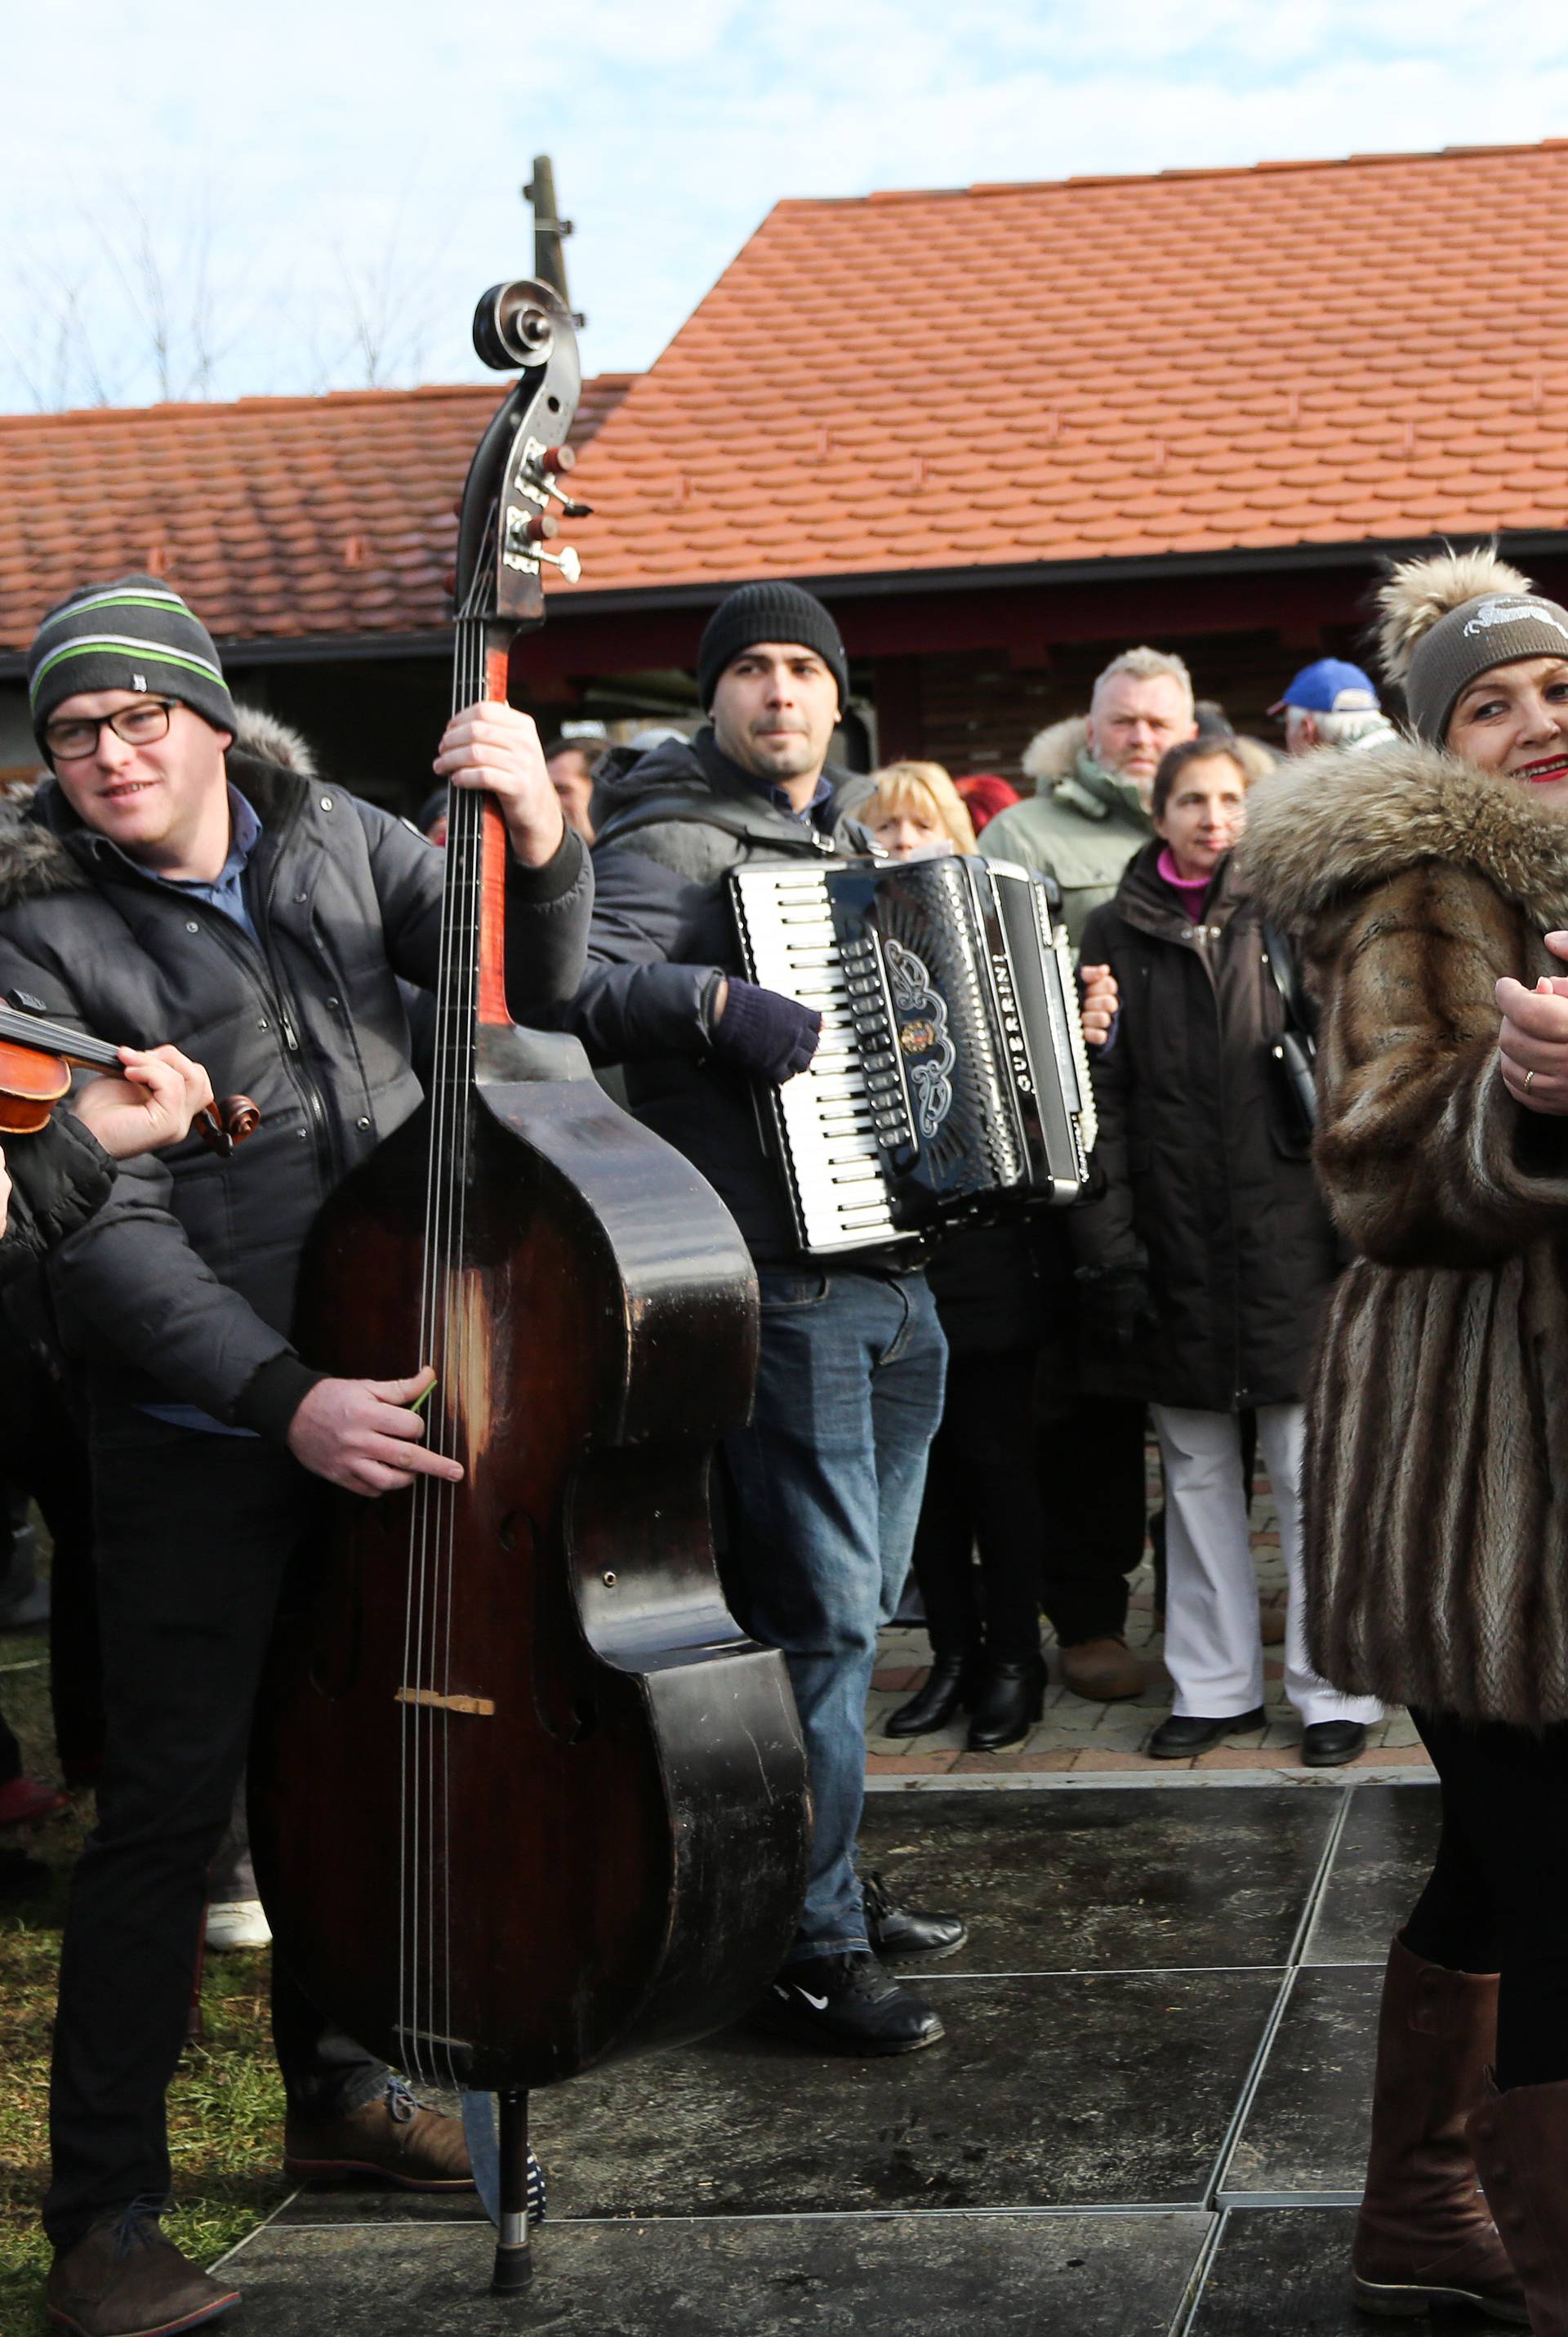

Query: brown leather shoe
[1057,1636,1145,1702]
[1468,2074,1568,2335]
[46,2206,239,2336]
[283,2076,474,2190]
[1352,1935,1528,2324]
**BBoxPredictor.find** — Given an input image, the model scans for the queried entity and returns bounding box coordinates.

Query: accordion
[728,853,1097,1257]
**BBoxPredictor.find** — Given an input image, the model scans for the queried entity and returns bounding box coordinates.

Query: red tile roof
[0,375,631,653]
[6,142,1568,654]
[555,140,1568,595]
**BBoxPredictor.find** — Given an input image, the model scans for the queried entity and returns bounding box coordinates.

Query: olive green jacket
[981,717,1152,946]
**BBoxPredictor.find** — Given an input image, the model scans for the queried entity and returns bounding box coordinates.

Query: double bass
[250,279,810,2293]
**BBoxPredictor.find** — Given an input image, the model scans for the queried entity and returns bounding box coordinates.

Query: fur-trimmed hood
[1241,735,1568,934]
[1021,715,1089,788]
[0,707,320,917]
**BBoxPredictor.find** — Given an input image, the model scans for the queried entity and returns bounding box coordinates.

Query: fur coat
[1242,738,1568,1726]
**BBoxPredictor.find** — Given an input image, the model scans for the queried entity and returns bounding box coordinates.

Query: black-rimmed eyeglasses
[43,699,176,761]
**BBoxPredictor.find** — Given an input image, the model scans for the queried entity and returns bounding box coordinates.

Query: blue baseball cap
[1268,658,1380,716]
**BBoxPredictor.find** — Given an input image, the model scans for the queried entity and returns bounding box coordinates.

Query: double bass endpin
[491,2089,535,2295]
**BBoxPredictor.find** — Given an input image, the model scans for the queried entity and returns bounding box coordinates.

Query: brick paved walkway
[866,1463,1432,1782]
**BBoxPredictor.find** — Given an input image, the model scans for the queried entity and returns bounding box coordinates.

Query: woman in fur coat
[1244,546,1568,2333]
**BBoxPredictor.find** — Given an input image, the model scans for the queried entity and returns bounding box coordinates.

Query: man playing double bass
[0,575,590,2337]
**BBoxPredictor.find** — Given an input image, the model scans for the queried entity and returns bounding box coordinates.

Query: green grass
[0,1613,288,2334]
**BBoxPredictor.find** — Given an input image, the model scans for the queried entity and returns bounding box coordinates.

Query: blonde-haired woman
[1245,546,1568,2329]
[859,760,978,859]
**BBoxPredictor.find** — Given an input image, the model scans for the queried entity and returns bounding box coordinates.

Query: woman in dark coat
[1243,546,1568,2332]
[1076,737,1379,1768]
[863,764,1118,1751]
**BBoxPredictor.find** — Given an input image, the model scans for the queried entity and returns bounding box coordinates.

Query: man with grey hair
[981,646,1199,943]
[1271,658,1397,756]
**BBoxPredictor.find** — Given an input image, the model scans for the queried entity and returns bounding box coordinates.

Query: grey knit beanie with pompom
[1379,546,1568,745]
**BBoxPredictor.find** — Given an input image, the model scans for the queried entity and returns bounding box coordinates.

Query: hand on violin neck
[434,701,567,868]
[286,1366,465,1497]
[71,1045,217,1160]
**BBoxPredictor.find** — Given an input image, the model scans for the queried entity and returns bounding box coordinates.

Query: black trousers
[1401,1706,1568,2091]
[1035,1391,1149,1646]
[0,1344,104,1783]
[44,1412,384,2247]
[908,1347,1045,1667]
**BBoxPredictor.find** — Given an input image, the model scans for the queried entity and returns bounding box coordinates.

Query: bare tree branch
[3,174,458,408]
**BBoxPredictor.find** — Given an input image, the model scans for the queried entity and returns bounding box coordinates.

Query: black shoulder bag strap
[1262,918,1319,1138]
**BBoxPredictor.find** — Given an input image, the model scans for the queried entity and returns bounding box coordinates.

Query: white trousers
[1152,1401,1383,1729]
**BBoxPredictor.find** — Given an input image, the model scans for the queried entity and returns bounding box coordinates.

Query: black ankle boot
[966,1657,1046,1751]
[884,1652,983,1737]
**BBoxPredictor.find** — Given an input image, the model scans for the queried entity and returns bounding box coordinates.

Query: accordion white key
[729,853,1097,1257]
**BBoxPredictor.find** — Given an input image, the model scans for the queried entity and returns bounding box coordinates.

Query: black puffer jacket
[559,727,871,1263]
[0,745,590,1429]
[0,1113,114,1291]
[1072,841,1337,1412]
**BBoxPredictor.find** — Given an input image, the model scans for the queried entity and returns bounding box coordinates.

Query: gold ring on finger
[1526,1068,1536,1092]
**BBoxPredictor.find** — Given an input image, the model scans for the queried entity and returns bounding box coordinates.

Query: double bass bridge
[395,1686,497,1718]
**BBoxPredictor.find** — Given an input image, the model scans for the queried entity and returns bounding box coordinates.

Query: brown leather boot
[1057,1635,1145,1701]
[283,2076,474,2189]
[45,2205,239,2336]
[1468,2075,1568,2336]
[1351,1934,1528,2323]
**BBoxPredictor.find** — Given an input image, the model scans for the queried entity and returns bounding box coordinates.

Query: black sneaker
[753,1951,945,2055]
[862,1871,969,1961]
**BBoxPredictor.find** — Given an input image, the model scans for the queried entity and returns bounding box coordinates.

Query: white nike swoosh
[800,1990,829,2009]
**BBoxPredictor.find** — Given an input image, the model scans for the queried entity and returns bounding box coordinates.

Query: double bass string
[403,604,483,2088]
[436,614,487,2090]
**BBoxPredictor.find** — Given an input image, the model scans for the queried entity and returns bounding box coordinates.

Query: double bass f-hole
[500,1508,598,1744]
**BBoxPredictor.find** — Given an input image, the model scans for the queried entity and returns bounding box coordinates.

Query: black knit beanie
[28,574,238,747]
[697,582,849,712]
[1405,591,1568,744]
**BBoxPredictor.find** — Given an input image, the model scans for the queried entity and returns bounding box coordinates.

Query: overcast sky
[7,0,1568,410]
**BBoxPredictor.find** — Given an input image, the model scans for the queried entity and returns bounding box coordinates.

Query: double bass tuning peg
[504,502,581,582]
[528,445,595,520]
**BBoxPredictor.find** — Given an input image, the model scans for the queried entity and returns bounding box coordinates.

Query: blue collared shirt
[756,771,835,830]
[158,785,263,942]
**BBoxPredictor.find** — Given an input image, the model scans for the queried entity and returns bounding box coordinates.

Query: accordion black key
[728,853,1097,1257]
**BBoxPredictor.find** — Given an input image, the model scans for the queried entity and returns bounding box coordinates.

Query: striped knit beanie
[28,575,238,747]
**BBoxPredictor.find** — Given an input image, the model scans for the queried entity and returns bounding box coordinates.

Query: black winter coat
[0,1114,114,1292]
[0,747,590,1429]
[1073,841,1337,1412]
[559,727,873,1264]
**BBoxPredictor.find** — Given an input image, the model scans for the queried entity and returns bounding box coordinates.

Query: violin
[0,1001,260,1157]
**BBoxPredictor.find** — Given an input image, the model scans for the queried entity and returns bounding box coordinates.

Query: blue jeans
[721,1267,947,1960]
